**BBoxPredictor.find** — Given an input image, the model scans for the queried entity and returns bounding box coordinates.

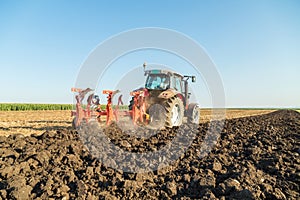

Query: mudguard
[158,88,179,99]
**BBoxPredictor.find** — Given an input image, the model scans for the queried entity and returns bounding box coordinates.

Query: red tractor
[128,64,200,127]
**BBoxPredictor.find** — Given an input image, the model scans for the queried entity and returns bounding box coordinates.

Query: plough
[71,87,150,128]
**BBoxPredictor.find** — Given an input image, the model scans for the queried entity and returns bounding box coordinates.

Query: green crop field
[0,103,128,111]
[0,103,73,111]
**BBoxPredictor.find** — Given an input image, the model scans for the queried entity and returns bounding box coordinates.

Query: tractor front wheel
[165,96,184,127]
[187,103,200,124]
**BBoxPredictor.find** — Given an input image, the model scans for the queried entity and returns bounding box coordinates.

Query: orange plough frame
[71,88,150,128]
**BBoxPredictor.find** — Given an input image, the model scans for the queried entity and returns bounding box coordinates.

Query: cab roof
[145,69,183,78]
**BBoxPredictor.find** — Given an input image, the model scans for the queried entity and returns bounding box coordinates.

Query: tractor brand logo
[72,28,225,173]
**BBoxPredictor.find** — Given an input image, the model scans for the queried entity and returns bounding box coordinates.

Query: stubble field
[0,109,275,136]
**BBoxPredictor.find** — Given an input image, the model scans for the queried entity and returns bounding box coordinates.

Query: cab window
[174,76,182,93]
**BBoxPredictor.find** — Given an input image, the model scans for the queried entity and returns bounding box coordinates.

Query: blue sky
[0,0,299,107]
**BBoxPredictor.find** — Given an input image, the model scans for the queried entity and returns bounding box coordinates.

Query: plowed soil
[0,110,299,199]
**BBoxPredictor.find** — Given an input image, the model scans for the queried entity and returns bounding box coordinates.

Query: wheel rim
[171,104,180,126]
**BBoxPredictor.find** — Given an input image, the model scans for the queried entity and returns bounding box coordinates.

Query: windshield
[145,74,170,90]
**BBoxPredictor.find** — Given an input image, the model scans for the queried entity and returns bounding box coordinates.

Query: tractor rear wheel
[164,96,184,127]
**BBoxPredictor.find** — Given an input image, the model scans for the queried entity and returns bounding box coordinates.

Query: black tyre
[128,97,135,120]
[187,103,200,124]
[72,117,77,129]
[148,104,166,129]
[164,96,184,127]
[128,97,134,111]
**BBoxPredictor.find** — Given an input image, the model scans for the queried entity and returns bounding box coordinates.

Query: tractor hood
[130,87,178,100]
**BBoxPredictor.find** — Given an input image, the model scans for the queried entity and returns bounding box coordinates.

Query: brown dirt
[200,109,275,122]
[0,110,299,199]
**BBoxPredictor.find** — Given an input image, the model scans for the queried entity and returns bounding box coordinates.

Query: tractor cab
[144,69,196,105]
[144,69,184,92]
[145,70,172,90]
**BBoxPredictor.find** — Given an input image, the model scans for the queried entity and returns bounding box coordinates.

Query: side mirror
[143,62,147,72]
[192,76,196,82]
